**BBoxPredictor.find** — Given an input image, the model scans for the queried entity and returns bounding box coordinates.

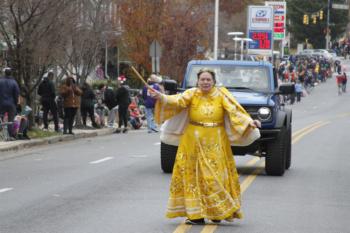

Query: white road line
[129,155,148,158]
[153,142,161,146]
[0,187,13,193]
[89,157,114,164]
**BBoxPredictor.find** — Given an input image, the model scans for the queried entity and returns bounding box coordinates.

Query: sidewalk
[0,127,116,154]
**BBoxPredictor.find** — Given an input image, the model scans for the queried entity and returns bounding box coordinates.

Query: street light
[228,32,244,60]
[233,37,253,61]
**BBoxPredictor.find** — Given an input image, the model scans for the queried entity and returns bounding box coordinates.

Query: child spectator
[128,102,143,130]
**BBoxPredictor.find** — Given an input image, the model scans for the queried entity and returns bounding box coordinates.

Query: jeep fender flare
[275,109,292,128]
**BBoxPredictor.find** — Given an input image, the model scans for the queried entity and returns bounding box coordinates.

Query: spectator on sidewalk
[128,101,143,130]
[38,71,60,132]
[98,83,118,128]
[59,76,82,135]
[80,82,98,128]
[0,68,20,138]
[13,94,32,140]
[114,81,131,133]
[142,74,161,133]
[94,98,108,127]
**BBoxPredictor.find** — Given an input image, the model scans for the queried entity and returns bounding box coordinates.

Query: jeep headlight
[257,107,271,121]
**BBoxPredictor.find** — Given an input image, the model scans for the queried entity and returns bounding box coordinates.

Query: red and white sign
[265,1,286,40]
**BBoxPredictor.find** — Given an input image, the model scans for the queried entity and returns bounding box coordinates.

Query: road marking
[292,121,330,144]
[129,155,148,158]
[0,187,13,193]
[200,225,217,233]
[292,121,324,138]
[154,142,161,146]
[172,223,192,233]
[240,165,264,193]
[89,157,114,164]
[335,112,350,118]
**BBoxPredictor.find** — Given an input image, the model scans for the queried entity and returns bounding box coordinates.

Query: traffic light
[319,10,323,20]
[303,14,309,25]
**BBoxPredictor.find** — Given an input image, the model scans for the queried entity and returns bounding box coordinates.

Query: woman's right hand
[149,87,162,99]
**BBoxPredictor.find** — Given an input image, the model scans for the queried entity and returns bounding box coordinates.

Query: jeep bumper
[232,128,281,155]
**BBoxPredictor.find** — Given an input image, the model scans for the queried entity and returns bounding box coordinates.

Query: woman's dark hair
[197,68,216,84]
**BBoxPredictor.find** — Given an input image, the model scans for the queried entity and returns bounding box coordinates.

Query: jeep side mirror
[279,83,295,95]
[163,79,178,94]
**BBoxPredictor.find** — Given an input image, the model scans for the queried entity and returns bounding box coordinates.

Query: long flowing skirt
[166,124,243,220]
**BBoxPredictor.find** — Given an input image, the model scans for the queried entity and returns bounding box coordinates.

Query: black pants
[0,105,16,137]
[63,107,77,133]
[118,106,128,128]
[42,100,59,131]
[81,106,96,126]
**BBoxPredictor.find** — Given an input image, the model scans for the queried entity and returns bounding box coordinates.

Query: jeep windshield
[185,65,271,92]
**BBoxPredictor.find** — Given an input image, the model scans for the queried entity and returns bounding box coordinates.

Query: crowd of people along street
[0,68,165,141]
[277,53,347,104]
[0,52,347,142]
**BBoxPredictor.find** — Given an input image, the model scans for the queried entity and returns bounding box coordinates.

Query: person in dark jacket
[0,68,20,138]
[59,76,82,135]
[80,82,98,128]
[114,81,131,133]
[98,83,118,128]
[37,71,60,132]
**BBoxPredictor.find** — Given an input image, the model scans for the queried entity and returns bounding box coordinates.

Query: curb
[0,128,115,154]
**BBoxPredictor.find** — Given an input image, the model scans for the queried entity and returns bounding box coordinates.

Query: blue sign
[248,30,272,50]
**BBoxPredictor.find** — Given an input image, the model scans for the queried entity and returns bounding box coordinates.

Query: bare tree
[55,0,118,85]
[0,0,77,124]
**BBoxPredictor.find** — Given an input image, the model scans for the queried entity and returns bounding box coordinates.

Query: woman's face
[197,72,215,93]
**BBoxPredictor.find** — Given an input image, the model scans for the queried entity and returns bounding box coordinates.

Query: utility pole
[326,0,331,49]
[214,0,219,60]
[348,0,350,39]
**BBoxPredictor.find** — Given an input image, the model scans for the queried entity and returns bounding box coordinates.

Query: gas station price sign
[248,30,272,50]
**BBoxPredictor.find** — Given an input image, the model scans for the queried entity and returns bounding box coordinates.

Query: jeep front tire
[265,127,286,176]
[160,142,178,173]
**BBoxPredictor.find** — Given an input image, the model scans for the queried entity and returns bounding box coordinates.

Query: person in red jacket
[336,72,345,95]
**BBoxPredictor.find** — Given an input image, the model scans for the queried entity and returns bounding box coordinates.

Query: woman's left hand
[250,120,261,128]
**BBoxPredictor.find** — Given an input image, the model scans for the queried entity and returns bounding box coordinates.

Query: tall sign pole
[326,0,331,49]
[213,0,219,60]
[266,1,287,57]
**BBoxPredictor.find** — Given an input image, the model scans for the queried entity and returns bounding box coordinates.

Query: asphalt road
[1,63,350,233]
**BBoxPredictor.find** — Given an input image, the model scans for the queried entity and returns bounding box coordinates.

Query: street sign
[247,5,274,56]
[332,4,349,10]
[248,6,274,29]
[265,1,286,40]
[149,40,161,73]
[149,40,162,58]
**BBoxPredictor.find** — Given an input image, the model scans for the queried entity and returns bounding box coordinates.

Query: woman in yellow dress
[151,68,261,224]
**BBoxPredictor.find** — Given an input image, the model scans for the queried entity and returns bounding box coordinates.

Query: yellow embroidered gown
[156,87,256,221]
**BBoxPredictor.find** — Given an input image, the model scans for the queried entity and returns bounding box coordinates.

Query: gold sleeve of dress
[220,87,254,137]
[154,88,195,124]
